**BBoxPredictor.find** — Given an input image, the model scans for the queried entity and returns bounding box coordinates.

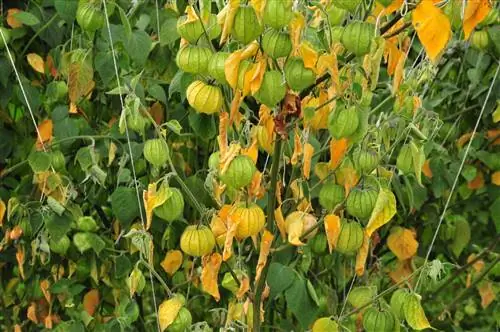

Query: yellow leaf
[158,296,184,331]
[0,199,5,228]
[324,214,340,253]
[249,171,265,199]
[242,138,259,164]
[83,289,99,316]
[225,51,243,89]
[336,166,359,195]
[387,227,419,260]
[303,143,314,179]
[201,252,222,301]
[219,0,241,45]
[40,279,51,303]
[314,162,330,181]
[221,205,240,261]
[287,214,305,246]
[492,171,500,186]
[478,281,496,308]
[36,119,53,150]
[355,231,370,276]
[255,229,274,282]
[274,206,287,240]
[7,9,23,28]
[412,0,451,63]
[404,294,431,330]
[289,13,305,55]
[467,170,485,190]
[218,112,229,161]
[463,0,491,40]
[250,0,265,16]
[422,159,433,178]
[392,52,406,94]
[27,53,45,74]
[143,183,168,230]
[160,250,183,276]
[493,102,500,123]
[27,302,38,323]
[219,142,241,175]
[236,274,250,299]
[300,42,319,71]
[329,138,349,170]
[316,53,335,77]
[249,57,267,95]
[16,245,25,280]
[229,90,244,126]
[291,129,303,165]
[365,188,397,237]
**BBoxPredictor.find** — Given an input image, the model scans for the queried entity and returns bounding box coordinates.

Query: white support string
[101,1,161,330]
[415,62,500,292]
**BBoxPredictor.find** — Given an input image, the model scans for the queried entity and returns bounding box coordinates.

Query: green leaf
[461,164,477,182]
[126,30,152,66]
[148,84,166,104]
[45,212,73,242]
[54,0,78,23]
[114,255,132,279]
[159,17,180,46]
[169,71,194,101]
[95,51,115,86]
[285,277,319,328]
[165,120,182,135]
[366,188,397,237]
[409,141,425,186]
[117,5,132,38]
[73,232,106,254]
[487,26,500,56]
[267,263,297,300]
[188,112,216,141]
[111,187,141,227]
[490,197,500,233]
[475,151,500,171]
[12,11,40,26]
[449,218,470,258]
[28,151,51,172]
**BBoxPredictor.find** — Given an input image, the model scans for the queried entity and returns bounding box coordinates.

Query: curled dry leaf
[161,250,184,276]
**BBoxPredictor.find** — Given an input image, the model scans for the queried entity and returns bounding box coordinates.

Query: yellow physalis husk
[291,129,303,166]
[355,231,370,276]
[255,229,274,282]
[160,250,183,276]
[219,0,241,45]
[463,0,491,40]
[201,252,222,301]
[412,0,451,64]
[365,188,397,237]
[299,42,319,72]
[324,214,341,253]
[289,12,305,55]
[329,138,349,170]
[387,227,419,261]
[158,296,183,331]
[16,245,25,279]
[303,143,314,179]
[219,142,242,175]
[274,205,287,240]
[143,182,168,230]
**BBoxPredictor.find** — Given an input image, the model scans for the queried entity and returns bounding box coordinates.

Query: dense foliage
[0,0,499,331]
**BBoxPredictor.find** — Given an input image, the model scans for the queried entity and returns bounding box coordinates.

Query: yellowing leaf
[229,90,244,126]
[422,159,433,178]
[0,199,5,228]
[491,171,500,186]
[291,129,303,165]
[249,170,265,199]
[274,205,287,240]
[299,42,318,71]
[242,138,259,164]
[143,183,168,230]
[158,296,184,331]
[329,138,349,170]
[218,112,229,160]
[201,252,222,301]
[250,0,265,16]
[303,143,314,179]
[287,215,305,246]
[220,142,241,175]
[236,274,250,299]
[36,119,53,150]
[467,170,485,190]
[68,62,95,103]
[219,0,240,45]
[392,52,406,93]
[16,245,25,279]
[463,0,491,40]
[365,188,397,237]
[225,51,243,89]
[27,302,38,323]
[492,102,500,123]
[387,227,419,260]
[7,9,23,28]
[404,294,431,330]
[314,162,330,181]
[27,53,45,74]
[477,281,496,308]
[221,206,240,261]
[336,166,359,195]
[289,13,305,54]
[83,289,99,316]
[355,231,370,276]
[412,0,451,63]
[324,214,340,253]
[255,229,274,282]
[161,250,183,276]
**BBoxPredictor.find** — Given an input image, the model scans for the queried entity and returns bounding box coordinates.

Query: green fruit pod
[312,317,339,332]
[396,143,413,174]
[390,288,410,320]
[318,182,345,211]
[347,286,377,308]
[177,14,221,44]
[336,220,364,254]
[326,4,347,26]
[341,21,374,57]
[262,29,293,59]
[334,0,362,13]
[167,307,192,332]
[219,155,256,189]
[254,71,286,107]
[143,138,169,168]
[232,5,263,45]
[77,216,99,232]
[331,26,345,43]
[208,52,230,84]
[352,148,379,175]
[310,233,328,255]
[180,225,216,257]
[403,293,432,330]
[362,307,396,332]
[0,27,11,49]
[470,30,490,50]
[284,57,316,92]
[328,106,360,139]
[263,0,293,29]
[186,80,223,114]
[175,45,212,74]
[346,187,378,221]
[49,235,71,255]
[154,187,185,222]
[76,2,104,32]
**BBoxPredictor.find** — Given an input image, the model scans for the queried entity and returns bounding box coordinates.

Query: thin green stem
[21,13,59,57]
[139,259,173,297]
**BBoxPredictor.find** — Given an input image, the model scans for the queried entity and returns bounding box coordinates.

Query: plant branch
[21,13,59,57]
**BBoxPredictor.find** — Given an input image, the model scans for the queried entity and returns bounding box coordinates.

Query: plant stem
[21,13,59,57]
[139,260,173,297]
[252,139,282,332]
